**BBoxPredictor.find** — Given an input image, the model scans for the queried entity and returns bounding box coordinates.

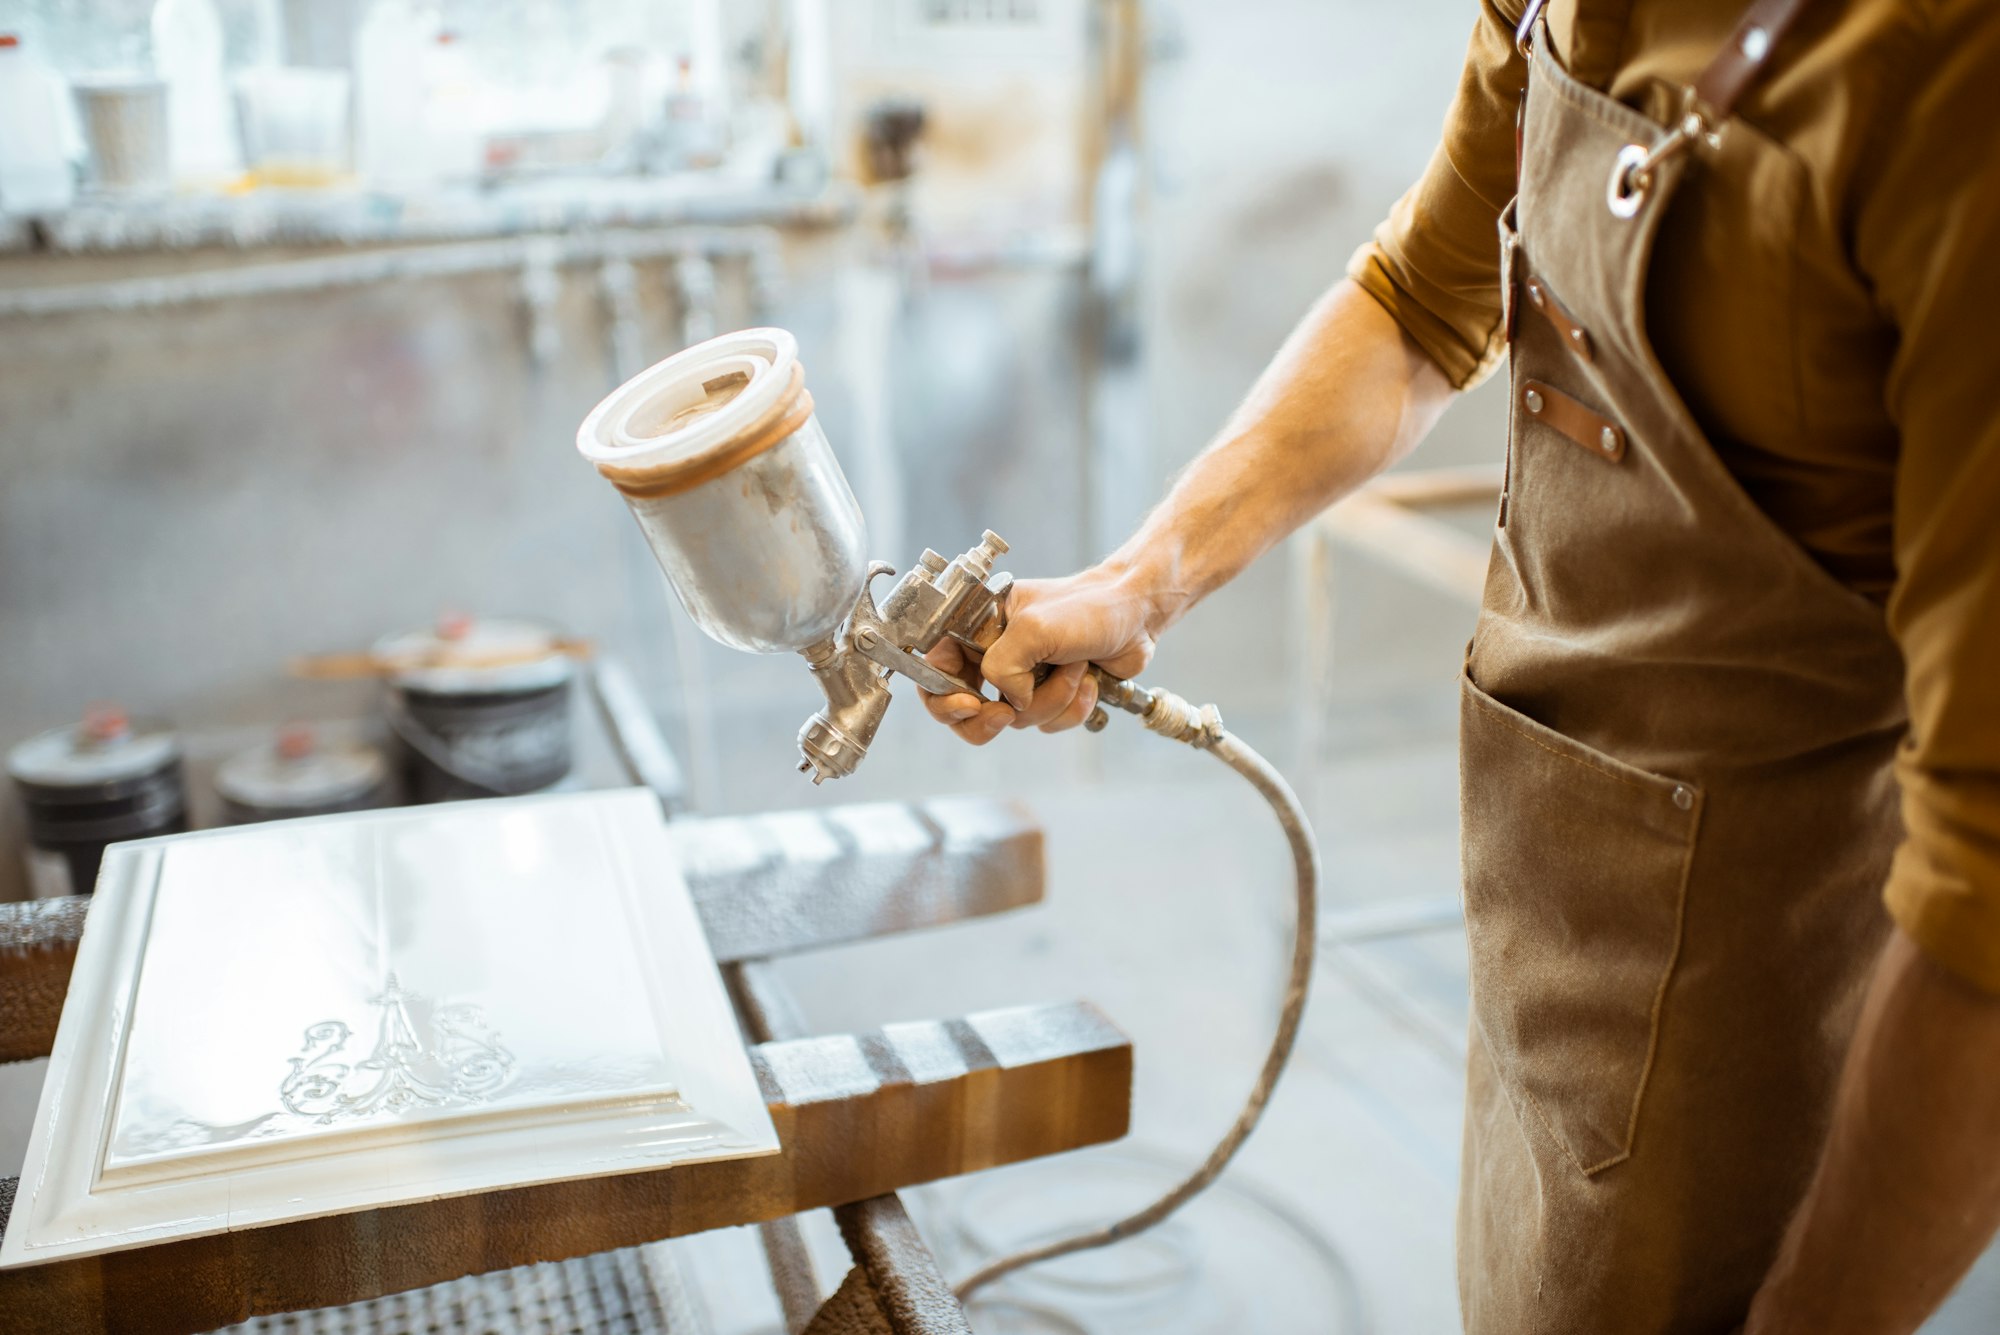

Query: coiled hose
[953,672,1321,1301]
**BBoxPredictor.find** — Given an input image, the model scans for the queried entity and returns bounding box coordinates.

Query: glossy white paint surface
[0,789,777,1268]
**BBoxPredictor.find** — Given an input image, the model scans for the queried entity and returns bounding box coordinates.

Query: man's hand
[1744,928,2000,1334]
[917,564,1166,743]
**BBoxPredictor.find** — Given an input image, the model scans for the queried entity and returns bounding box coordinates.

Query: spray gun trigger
[850,626,983,699]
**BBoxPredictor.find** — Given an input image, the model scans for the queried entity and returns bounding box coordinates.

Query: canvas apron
[1458,2,1909,1331]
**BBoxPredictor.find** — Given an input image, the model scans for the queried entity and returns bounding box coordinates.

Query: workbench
[0,671,1133,1335]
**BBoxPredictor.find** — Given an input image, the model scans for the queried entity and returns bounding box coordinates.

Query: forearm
[1747,927,2000,1335]
[944,277,1454,718]
[1104,277,1454,632]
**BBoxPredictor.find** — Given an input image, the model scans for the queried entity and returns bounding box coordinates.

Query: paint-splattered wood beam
[673,796,1044,963]
[0,1000,1130,1335]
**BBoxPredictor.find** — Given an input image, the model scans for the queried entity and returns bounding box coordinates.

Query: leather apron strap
[1518,0,1821,215]
[1517,0,1815,108]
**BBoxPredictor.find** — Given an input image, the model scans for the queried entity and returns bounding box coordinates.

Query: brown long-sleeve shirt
[1350,0,2000,991]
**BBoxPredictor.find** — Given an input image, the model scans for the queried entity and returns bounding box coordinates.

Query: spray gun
[794,530,1214,782]
[794,529,1020,783]
[577,329,1317,1299]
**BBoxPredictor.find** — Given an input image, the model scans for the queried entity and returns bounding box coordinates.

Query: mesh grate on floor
[216,1241,708,1335]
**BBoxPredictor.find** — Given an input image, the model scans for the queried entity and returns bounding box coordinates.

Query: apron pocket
[1459,667,1701,1177]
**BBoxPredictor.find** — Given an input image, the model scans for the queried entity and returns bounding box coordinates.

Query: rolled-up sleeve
[1863,3,2000,994]
[1347,0,1526,390]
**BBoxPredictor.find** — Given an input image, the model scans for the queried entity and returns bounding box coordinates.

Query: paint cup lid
[373,615,573,694]
[216,727,386,809]
[576,328,806,485]
[8,707,180,788]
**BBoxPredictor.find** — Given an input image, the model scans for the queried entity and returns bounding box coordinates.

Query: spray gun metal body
[797,530,1021,782]
[795,529,1214,783]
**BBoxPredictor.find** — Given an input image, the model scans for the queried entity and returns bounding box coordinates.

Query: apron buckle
[1607,87,1717,219]
[1606,144,1655,219]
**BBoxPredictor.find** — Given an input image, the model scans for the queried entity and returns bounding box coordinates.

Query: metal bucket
[216,726,389,824]
[8,707,186,898]
[377,616,575,802]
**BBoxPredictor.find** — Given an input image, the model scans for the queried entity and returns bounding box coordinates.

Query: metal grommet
[1524,388,1544,414]
[1599,426,1619,453]
[1606,143,1651,219]
[1671,785,1694,811]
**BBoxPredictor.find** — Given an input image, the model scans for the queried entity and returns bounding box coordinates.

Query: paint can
[215,725,389,824]
[377,615,574,802]
[7,706,186,898]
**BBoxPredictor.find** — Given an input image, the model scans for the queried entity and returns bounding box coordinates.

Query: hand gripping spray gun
[577,329,1319,1299]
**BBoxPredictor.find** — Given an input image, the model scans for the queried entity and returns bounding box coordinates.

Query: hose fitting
[1093,674,1225,748]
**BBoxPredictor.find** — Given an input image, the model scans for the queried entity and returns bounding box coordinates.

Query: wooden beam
[730,962,980,1335]
[0,898,86,1065]
[0,1001,1130,1335]
[803,1198,976,1335]
[0,797,1044,1066]
[676,797,1044,963]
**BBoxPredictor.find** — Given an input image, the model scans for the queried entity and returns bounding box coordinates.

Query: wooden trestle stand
[0,670,1133,1335]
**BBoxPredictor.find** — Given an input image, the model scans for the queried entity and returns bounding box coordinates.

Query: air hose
[954,673,1321,1301]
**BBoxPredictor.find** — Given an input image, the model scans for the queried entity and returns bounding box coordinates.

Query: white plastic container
[353,0,433,188]
[577,328,869,655]
[151,0,242,184]
[72,76,171,194]
[233,65,348,184]
[422,30,486,181]
[0,34,77,214]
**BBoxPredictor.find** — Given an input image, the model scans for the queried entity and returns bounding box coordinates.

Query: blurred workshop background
[1,1,1995,1332]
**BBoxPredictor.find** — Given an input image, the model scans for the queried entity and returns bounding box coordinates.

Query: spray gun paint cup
[576,328,869,656]
[579,329,1025,781]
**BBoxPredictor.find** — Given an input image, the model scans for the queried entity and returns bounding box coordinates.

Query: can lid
[373,615,573,694]
[8,707,180,788]
[216,727,387,810]
[576,328,812,496]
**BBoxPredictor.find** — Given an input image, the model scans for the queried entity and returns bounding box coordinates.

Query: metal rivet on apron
[1528,281,1547,309]
[1739,24,1770,61]
[1570,327,1589,350]
[1525,388,1544,414]
[1672,785,1694,811]
[1600,427,1620,453]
